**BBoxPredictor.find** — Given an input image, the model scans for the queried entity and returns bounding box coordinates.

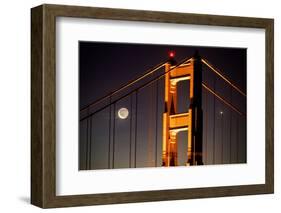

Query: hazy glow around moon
[118,107,129,119]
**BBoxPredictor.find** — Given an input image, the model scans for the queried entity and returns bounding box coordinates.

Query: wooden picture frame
[31,4,274,208]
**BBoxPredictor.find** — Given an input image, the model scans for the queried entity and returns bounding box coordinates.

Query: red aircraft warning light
[168,50,176,58]
[168,50,177,65]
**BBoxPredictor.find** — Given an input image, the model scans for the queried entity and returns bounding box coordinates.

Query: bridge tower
[162,51,203,166]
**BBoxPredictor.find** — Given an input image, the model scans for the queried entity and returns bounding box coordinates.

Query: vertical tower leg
[162,113,168,166]
[169,83,177,166]
[169,131,177,166]
[187,108,193,165]
[162,63,171,166]
[188,52,204,165]
[162,62,178,167]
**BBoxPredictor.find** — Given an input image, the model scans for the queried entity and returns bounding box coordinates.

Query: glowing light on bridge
[168,50,176,58]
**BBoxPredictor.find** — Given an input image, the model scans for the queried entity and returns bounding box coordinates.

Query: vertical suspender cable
[229,88,233,163]
[86,118,89,170]
[236,116,239,162]
[155,79,159,167]
[112,103,116,169]
[134,90,138,168]
[205,86,208,163]
[129,94,133,168]
[89,116,92,169]
[212,76,216,164]
[108,95,112,169]
[221,113,224,164]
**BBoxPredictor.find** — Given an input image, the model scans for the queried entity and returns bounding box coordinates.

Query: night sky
[79,41,247,170]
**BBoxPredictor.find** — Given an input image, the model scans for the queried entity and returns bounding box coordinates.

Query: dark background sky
[79,42,246,109]
[79,41,247,170]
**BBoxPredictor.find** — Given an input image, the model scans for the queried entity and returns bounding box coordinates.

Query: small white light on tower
[220,111,223,115]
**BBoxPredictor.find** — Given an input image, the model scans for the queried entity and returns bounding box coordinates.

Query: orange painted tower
[162,51,203,166]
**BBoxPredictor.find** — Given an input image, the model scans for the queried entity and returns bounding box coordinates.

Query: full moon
[118,108,129,119]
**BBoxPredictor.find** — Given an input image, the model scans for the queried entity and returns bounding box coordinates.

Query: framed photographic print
[31,4,274,208]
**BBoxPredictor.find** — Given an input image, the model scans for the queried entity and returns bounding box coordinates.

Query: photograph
[30,4,274,208]
[79,42,247,170]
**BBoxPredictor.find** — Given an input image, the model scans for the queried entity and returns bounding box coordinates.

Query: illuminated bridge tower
[162,51,203,166]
